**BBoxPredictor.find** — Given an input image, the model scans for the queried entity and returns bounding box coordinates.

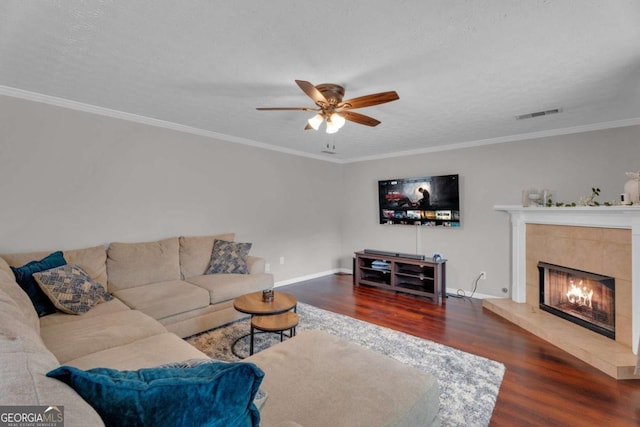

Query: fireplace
[538,262,615,339]
[490,205,639,379]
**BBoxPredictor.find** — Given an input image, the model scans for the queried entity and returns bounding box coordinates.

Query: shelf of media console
[354,251,446,304]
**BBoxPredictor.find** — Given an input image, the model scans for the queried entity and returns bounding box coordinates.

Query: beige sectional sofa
[0,235,441,426]
[2,233,273,339]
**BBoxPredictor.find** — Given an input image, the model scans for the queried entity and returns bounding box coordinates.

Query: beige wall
[340,125,640,297]
[1,94,639,295]
[0,95,343,282]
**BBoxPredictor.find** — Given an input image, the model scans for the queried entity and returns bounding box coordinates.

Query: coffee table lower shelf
[232,312,300,358]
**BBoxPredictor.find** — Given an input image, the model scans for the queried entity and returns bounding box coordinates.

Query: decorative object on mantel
[522,186,637,207]
[578,187,603,206]
[522,188,553,207]
[624,171,640,204]
[528,190,542,206]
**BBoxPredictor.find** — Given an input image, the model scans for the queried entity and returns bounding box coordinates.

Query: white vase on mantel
[624,171,640,204]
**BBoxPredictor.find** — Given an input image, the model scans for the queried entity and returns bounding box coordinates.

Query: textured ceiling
[1,1,639,162]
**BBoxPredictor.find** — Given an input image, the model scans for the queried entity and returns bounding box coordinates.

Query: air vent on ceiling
[515,108,562,120]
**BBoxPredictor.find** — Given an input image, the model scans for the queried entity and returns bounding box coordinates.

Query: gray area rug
[187,303,505,427]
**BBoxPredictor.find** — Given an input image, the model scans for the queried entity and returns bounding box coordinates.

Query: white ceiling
[1,1,639,162]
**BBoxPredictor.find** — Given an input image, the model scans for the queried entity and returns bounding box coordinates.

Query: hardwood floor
[278,274,640,427]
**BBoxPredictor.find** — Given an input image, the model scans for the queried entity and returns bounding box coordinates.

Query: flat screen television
[378,174,460,227]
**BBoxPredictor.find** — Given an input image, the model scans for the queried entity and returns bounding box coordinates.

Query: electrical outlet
[479,271,487,280]
[279,257,285,265]
[265,263,271,273]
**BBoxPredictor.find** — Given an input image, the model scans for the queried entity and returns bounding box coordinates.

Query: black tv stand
[354,251,446,304]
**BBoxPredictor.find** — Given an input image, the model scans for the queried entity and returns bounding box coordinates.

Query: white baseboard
[275,269,501,300]
[274,269,343,287]
[444,290,497,300]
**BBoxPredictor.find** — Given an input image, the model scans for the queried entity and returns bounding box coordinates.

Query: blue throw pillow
[157,359,268,410]
[47,362,264,427]
[10,251,67,317]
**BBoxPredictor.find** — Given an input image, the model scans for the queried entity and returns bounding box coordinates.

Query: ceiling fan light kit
[307,113,324,131]
[325,113,346,134]
[257,80,399,134]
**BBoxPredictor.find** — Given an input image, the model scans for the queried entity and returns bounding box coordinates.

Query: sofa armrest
[246,256,265,274]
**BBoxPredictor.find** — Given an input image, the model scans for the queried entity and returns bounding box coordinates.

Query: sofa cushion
[65,333,209,371]
[206,240,252,274]
[179,233,235,279]
[33,264,113,315]
[0,275,40,333]
[0,257,14,280]
[0,282,104,427]
[39,297,131,327]
[10,251,67,317]
[113,280,209,320]
[186,273,274,304]
[64,245,108,288]
[0,288,46,348]
[47,361,264,427]
[1,250,52,271]
[107,237,180,292]
[40,310,167,363]
[1,246,108,288]
[0,337,104,427]
[246,330,441,427]
[245,256,266,275]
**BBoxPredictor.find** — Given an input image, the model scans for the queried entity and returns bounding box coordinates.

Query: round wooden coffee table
[233,291,297,316]
[250,311,299,355]
[233,291,298,357]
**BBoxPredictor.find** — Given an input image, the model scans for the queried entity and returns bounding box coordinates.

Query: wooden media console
[354,251,446,304]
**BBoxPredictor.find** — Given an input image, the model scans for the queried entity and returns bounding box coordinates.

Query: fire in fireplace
[538,262,615,339]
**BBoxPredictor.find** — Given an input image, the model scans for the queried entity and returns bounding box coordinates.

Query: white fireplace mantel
[494,205,640,354]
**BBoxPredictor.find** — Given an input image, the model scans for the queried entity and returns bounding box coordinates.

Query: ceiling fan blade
[338,91,399,110]
[340,111,381,127]
[256,107,318,111]
[304,123,313,130]
[295,80,329,105]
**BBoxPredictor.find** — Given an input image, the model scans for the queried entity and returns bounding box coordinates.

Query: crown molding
[0,85,345,164]
[347,117,640,163]
[2,85,638,165]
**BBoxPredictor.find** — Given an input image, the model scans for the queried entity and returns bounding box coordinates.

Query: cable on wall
[447,273,481,299]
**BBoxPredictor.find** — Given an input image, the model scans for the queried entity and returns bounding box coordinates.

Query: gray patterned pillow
[206,240,252,274]
[33,264,113,314]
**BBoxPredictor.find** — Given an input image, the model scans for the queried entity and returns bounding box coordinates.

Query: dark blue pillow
[47,362,264,427]
[10,251,66,317]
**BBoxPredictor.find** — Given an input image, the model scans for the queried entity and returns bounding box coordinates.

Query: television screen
[378,174,460,227]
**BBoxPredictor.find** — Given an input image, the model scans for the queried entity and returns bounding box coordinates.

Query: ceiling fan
[256,80,399,134]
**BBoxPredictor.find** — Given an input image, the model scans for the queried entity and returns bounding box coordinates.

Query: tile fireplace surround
[488,206,640,379]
